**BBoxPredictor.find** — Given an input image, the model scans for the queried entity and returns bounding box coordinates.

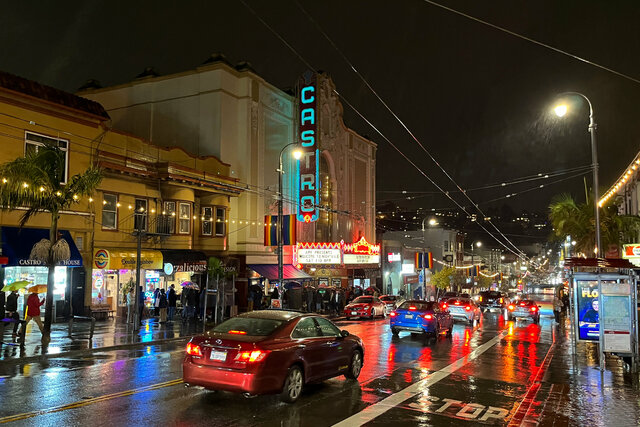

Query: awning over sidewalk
[1,226,83,267]
[160,250,207,273]
[248,264,311,280]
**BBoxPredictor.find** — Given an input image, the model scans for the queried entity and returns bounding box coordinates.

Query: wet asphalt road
[0,311,635,426]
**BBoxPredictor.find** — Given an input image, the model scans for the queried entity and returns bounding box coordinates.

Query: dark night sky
[1,0,640,216]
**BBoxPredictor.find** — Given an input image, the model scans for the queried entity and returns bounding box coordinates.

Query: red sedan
[344,296,386,320]
[183,310,364,403]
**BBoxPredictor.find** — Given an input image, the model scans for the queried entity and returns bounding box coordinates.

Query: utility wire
[240,0,533,265]
[421,0,640,86]
[294,1,530,262]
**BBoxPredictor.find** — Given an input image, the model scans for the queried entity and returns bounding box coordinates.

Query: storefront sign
[622,244,640,266]
[387,252,401,262]
[174,261,207,273]
[402,263,415,274]
[296,71,319,223]
[93,249,163,270]
[404,275,419,284]
[163,263,174,275]
[295,238,381,266]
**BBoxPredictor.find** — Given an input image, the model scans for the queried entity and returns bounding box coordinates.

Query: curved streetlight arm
[277,142,301,289]
[555,91,601,254]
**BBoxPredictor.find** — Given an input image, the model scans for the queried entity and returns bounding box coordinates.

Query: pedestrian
[322,287,331,313]
[167,285,177,321]
[153,288,160,316]
[4,290,20,337]
[187,287,199,320]
[306,286,314,312]
[328,289,336,315]
[199,288,206,320]
[553,296,564,323]
[158,289,168,323]
[314,288,322,313]
[0,289,5,321]
[138,286,145,324]
[271,286,280,301]
[18,290,45,340]
[126,288,135,324]
[561,291,570,313]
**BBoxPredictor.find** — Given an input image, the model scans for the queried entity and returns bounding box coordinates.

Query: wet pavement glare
[1,312,639,426]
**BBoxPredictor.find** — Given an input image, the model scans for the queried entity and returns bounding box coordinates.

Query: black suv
[478,291,507,312]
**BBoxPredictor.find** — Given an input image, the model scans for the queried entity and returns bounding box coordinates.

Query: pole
[278,151,284,294]
[589,113,601,255]
[133,230,142,331]
[202,272,209,333]
[421,219,426,301]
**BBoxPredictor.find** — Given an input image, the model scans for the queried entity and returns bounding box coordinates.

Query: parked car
[379,295,399,314]
[389,300,453,337]
[506,300,540,323]
[183,310,364,403]
[344,296,386,320]
[477,291,508,312]
[446,298,482,325]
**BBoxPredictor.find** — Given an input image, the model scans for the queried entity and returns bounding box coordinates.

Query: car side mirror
[340,330,350,338]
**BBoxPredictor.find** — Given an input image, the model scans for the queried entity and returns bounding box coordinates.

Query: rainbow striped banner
[415,252,434,269]
[264,215,296,246]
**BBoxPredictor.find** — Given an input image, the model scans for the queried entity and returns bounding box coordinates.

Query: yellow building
[0,71,241,319]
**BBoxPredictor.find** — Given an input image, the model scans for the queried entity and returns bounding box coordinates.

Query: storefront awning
[93,248,163,270]
[248,264,311,280]
[160,250,207,273]
[1,227,83,267]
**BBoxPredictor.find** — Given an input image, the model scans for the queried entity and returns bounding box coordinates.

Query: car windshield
[448,298,471,305]
[211,317,284,336]
[519,300,535,306]
[353,297,373,303]
[399,301,434,311]
[482,292,500,298]
[380,296,396,302]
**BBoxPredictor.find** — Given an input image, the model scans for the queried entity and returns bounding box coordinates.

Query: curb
[0,335,193,365]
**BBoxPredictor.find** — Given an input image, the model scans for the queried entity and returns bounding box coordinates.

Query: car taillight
[389,311,397,317]
[454,301,461,305]
[465,306,471,311]
[228,330,247,335]
[441,303,448,309]
[409,306,417,310]
[478,297,483,302]
[499,298,503,303]
[508,304,515,311]
[531,306,538,312]
[236,350,269,363]
[422,314,433,320]
[186,342,202,357]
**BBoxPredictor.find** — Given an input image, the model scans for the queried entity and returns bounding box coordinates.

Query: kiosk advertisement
[576,280,599,340]
[601,282,633,353]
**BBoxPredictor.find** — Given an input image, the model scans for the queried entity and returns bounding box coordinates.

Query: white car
[445,298,482,325]
[379,295,399,314]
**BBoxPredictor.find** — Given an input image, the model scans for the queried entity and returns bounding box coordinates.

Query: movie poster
[576,280,599,340]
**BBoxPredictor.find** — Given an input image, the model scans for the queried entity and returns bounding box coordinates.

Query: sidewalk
[528,316,640,425]
[0,317,203,362]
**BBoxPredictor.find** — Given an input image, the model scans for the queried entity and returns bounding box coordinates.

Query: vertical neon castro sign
[296,72,319,223]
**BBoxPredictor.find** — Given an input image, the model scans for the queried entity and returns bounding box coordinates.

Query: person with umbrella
[18,287,46,340]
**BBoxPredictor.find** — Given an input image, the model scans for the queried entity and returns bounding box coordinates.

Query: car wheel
[391,327,399,336]
[345,350,363,380]
[280,365,304,403]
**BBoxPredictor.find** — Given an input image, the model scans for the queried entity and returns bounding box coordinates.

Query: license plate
[209,350,227,361]
[351,311,358,315]
[405,315,413,319]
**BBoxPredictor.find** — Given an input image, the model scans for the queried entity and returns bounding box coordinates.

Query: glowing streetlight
[428,218,438,226]
[554,104,568,117]
[552,92,601,255]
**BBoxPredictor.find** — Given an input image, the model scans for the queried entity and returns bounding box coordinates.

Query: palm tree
[549,193,640,256]
[0,142,102,333]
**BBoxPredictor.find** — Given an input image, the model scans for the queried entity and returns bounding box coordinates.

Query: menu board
[601,282,633,353]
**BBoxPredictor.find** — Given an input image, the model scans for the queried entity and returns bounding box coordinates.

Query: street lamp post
[421,217,437,300]
[554,92,601,255]
[277,143,302,291]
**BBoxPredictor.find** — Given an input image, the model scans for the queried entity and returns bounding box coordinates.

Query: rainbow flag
[264,215,296,246]
[415,252,434,269]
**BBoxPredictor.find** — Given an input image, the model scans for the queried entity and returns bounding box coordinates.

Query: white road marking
[333,331,506,427]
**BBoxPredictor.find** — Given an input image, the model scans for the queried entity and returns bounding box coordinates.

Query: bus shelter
[565,257,639,372]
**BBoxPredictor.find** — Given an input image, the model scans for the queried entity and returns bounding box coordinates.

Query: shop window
[134,199,147,231]
[102,194,118,229]
[202,206,213,236]
[25,131,69,184]
[215,207,226,236]
[163,201,176,233]
[179,202,191,234]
